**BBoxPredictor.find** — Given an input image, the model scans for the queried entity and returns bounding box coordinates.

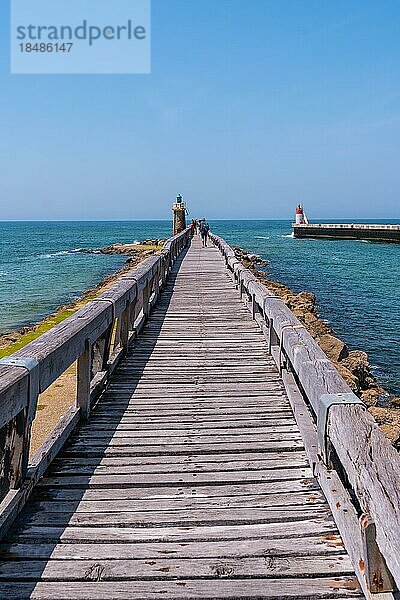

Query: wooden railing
[0,228,191,538]
[210,232,400,600]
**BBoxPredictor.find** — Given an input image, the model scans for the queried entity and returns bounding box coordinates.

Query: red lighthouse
[295,204,307,225]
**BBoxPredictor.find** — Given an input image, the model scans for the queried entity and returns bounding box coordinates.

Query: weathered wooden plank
[9,518,337,543]
[71,424,300,439]
[38,466,311,488]
[83,415,296,428]
[54,440,305,457]
[0,368,29,430]
[31,479,319,502]
[67,434,303,447]
[47,454,308,475]
[20,505,330,528]
[0,534,345,561]
[329,404,400,588]
[28,490,326,513]
[0,578,363,599]
[0,554,354,581]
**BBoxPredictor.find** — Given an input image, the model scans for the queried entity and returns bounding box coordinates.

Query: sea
[1,220,399,396]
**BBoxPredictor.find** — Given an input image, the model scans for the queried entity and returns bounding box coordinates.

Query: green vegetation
[0,286,106,359]
[0,308,76,359]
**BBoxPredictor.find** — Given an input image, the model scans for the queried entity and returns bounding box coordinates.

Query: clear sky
[1,0,399,220]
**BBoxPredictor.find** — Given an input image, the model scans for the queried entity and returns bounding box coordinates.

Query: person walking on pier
[199,219,210,247]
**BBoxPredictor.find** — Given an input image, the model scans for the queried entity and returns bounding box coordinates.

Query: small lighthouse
[295,204,307,225]
[172,194,187,235]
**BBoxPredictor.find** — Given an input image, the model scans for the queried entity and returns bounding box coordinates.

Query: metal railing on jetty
[0,229,191,539]
[210,232,400,599]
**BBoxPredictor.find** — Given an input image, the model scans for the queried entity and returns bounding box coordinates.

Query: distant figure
[199,219,210,247]
[190,220,195,236]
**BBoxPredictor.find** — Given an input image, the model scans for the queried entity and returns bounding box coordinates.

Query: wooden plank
[329,404,400,588]
[38,466,311,488]
[9,518,338,543]
[20,505,330,528]
[83,415,296,427]
[0,368,28,430]
[0,534,346,560]
[28,490,326,513]
[0,554,354,581]
[53,440,305,457]
[71,424,300,439]
[31,479,319,502]
[0,578,363,599]
[47,454,309,475]
[316,463,395,600]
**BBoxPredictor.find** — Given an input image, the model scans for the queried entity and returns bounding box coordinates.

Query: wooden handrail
[210,232,400,595]
[0,228,191,535]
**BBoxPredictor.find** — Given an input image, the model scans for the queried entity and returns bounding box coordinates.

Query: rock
[290,291,316,314]
[232,247,268,268]
[368,406,400,448]
[341,350,376,391]
[141,239,164,246]
[362,387,391,407]
[336,363,360,393]
[318,334,349,363]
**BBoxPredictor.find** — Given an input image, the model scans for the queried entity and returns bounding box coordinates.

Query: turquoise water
[1,220,399,395]
[0,221,171,333]
[212,220,400,396]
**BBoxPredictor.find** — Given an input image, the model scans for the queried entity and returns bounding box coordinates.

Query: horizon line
[1,217,400,223]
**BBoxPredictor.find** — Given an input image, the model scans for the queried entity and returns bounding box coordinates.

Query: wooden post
[142,280,151,320]
[115,305,130,353]
[7,408,28,491]
[360,514,394,593]
[154,269,160,302]
[251,293,256,319]
[76,340,92,420]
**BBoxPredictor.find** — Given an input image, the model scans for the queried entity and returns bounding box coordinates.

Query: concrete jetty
[292,222,400,242]
[292,206,400,242]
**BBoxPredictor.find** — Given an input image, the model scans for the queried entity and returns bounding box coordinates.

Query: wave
[39,251,71,259]
[282,233,294,238]
[254,236,270,240]
[39,248,98,258]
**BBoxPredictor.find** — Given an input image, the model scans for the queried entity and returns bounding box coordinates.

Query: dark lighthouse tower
[172,194,187,235]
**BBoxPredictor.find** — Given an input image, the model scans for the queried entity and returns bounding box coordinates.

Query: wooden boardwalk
[0,236,365,598]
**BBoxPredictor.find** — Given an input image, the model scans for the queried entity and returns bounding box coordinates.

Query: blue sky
[1,0,399,220]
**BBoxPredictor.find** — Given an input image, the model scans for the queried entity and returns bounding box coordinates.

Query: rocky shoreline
[234,246,400,448]
[0,242,162,355]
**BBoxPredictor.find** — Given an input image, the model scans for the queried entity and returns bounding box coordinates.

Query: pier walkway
[0,232,399,599]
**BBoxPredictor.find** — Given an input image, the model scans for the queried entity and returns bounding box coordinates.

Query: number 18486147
[19,43,74,53]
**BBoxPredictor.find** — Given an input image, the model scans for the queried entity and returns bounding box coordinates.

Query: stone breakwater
[234,246,400,448]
